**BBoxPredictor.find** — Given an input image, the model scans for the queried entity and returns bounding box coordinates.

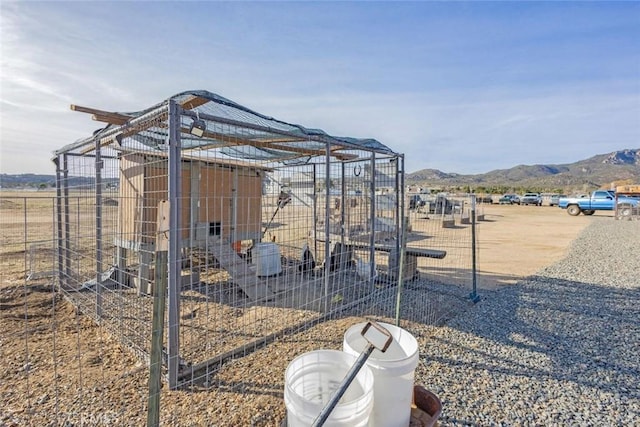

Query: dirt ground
[475,203,596,288]
[0,199,600,426]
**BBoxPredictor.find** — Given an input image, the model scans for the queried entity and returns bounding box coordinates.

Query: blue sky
[1,1,639,175]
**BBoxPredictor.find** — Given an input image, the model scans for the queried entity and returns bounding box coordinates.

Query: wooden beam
[79,118,163,155]
[178,126,357,160]
[92,113,130,125]
[70,104,100,115]
[71,104,116,116]
[73,94,209,120]
[73,97,357,160]
[180,96,210,110]
[72,104,131,125]
[255,136,301,144]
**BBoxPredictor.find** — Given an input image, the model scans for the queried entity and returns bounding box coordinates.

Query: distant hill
[406,149,640,193]
[0,173,57,189]
[0,174,117,189]
[3,149,639,194]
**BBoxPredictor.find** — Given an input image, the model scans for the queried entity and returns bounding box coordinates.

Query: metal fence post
[167,100,182,389]
[95,138,104,318]
[469,194,480,303]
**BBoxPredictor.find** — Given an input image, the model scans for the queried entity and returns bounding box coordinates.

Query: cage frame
[53,91,405,388]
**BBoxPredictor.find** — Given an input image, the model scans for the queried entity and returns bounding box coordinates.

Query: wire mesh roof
[58,90,398,164]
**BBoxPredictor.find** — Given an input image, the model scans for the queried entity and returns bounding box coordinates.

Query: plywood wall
[117,153,263,248]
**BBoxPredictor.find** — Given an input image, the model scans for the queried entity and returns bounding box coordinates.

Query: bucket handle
[312,321,392,427]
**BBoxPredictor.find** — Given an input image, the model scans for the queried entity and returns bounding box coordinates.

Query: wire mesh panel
[0,91,486,426]
[21,90,478,424]
[0,196,149,426]
[0,195,57,286]
[52,94,415,388]
[54,110,169,365]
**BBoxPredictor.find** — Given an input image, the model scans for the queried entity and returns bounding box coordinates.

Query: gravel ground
[416,217,640,426]
[3,214,638,426]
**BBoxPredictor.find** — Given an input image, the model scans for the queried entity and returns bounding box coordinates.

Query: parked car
[478,195,493,204]
[521,193,542,206]
[499,194,520,205]
[549,194,566,206]
[558,190,640,216]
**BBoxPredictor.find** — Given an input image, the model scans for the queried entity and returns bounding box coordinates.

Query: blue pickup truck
[558,190,639,216]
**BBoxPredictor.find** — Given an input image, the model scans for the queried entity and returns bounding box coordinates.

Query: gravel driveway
[416,218,640,426]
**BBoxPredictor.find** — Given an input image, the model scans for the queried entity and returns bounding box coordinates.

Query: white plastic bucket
[284,349,374,427]
[343,322,419,427]
[253,242,282,277]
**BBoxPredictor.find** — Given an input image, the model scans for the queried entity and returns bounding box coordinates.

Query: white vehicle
[521,193,542,206]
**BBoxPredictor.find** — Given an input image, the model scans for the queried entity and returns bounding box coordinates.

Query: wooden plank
[345,241,447,259]
[71,104,114,116]
[147,205,168,425]
[73,95,208,120]
[208,240,275,301]
[80,121,161,155]
[72,105,132,125]
[180,96,210,110]
[93,113,130,125]
[73,100,355,160]
[156,201,170,252]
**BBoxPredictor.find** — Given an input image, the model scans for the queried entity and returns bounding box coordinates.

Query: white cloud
[1,2,638,176]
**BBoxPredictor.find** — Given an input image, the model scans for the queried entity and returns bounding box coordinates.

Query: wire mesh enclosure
[53,90,472,390]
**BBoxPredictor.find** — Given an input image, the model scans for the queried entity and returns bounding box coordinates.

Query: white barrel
[253,242,282,277]
[343,322,419,427]
[284,350,374,427]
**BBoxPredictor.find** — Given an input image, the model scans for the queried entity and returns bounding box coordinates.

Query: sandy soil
[0,199,600,426]
[475,203,596,288]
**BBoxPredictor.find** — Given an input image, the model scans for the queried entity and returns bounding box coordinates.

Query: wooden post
[116,247,128,287]
[147,200,170,427]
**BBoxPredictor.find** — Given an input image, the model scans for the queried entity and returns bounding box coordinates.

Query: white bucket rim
[285,349,374,407]
[344,322,419,364]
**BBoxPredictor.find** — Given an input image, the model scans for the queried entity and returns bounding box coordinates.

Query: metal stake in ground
[312,321,393,427]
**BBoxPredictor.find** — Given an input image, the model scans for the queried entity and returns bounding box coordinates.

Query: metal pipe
[54,157,64,291]
[400,155,405,230]
[167,100,182,388]
[395,215,408,326]
[312,345,375,427]
[394,157,401,260]
[469,194,480,303]
[369,154,376,281]
[340,162,346,247]
[62,154,71,282]
[95,139,103,318]
[312,164,318,260]
[324,145,331,312]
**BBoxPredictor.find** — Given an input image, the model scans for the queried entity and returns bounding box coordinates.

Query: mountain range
[406,149,640,193]
[2,149,639,193]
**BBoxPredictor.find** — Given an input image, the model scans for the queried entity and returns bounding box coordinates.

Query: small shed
[116,150,267,249]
